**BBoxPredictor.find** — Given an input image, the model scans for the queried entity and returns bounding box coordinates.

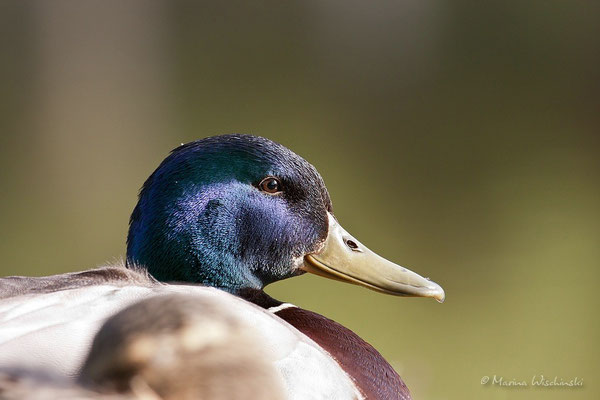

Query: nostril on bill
[344,238,361,251]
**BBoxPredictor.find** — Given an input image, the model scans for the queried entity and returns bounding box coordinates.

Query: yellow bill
[302,213,445,302]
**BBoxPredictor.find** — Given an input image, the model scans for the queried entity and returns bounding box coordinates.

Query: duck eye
[259,177,282,194]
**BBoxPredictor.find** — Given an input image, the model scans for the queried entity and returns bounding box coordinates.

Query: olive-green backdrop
[1,2,598,399]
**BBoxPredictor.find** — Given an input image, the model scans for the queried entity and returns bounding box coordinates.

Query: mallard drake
[0,134,444,400]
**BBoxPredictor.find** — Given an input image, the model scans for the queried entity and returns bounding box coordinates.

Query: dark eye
[259,177,282,194]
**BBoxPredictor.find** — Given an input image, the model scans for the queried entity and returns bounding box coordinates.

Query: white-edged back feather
[0,276,362,400]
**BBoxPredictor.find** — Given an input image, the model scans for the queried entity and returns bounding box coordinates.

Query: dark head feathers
[125,134,333,291]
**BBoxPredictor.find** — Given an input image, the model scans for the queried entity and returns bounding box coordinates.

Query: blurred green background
[1,1,598,399]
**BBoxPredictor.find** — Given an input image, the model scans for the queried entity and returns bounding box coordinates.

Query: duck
[0,134,444,400]
[1,293,285,400]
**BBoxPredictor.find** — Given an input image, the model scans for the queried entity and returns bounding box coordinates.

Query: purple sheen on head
[126,134,331,292]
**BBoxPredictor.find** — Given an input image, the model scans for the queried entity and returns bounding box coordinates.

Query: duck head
[127,134,444,301]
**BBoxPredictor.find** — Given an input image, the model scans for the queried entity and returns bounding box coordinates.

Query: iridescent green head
[126,134,332,292]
